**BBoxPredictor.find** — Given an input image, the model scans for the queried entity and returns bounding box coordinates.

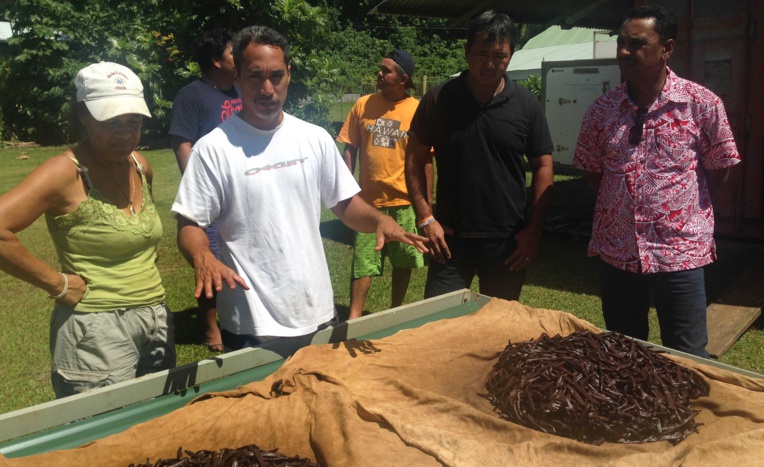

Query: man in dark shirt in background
[169,28,242,352]
[405,10,554,301]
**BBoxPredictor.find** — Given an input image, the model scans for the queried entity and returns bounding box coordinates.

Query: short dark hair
[68,101,90,142]
[232,25,291,70]
[624,5,677,42]
[196,29,233,73]
[466,10,519,53]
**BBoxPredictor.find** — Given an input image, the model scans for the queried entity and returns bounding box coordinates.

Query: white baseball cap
[75,61,151,121]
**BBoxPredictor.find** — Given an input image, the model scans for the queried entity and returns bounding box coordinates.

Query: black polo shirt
[410,71,553,238]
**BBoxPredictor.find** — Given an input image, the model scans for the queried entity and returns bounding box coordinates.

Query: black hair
[196,29,234,73]
[466,10,519,53]
[624,5,677,42]
[67,101,90,142]
[232,25,290,70]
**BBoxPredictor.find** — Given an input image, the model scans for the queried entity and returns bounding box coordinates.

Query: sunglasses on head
[629,107,648,145]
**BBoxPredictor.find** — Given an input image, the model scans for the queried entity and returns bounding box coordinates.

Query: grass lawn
[328,100,356,125]
[1,144,762,414]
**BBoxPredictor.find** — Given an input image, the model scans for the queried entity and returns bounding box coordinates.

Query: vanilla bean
[483,331,709,445]
[128,444,318,467]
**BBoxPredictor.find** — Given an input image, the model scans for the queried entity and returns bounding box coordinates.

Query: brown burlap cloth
[3,299,764,466]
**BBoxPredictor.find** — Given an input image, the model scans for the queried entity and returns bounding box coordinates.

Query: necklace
[100,157,136,215]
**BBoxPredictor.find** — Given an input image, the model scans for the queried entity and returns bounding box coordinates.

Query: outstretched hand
[374,214,429,254]
[193,254,249,299]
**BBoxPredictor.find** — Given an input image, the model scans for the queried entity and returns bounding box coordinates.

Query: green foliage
[323,26,388,93]
[270,0,341,128]
[287,54,342,128]
[518,74,542,99]
[0,0,473,144]
[0,0,338,145]
[1,1,190,144]
[321,1,465,95]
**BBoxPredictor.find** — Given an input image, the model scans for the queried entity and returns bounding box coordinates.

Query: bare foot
[203,325,223,352]
[202,316,223,352]
[199,298,223,352]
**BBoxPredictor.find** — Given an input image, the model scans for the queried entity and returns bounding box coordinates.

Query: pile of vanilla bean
[484,330,709,445]
[128,444,318,467]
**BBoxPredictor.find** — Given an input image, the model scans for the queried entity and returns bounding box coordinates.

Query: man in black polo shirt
[405,10,554,300]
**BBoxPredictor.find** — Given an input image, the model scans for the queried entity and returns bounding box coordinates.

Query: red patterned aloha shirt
[573,68,740,274]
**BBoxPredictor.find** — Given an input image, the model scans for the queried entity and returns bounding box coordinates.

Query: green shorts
[352,205,425,279]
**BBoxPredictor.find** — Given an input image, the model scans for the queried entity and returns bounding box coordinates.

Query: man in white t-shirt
[172,25,427,351]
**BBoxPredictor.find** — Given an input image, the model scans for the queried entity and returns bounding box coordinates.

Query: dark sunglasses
[629,107,648,145]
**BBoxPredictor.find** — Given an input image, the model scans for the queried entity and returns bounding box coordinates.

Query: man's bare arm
[171,135,194,173]
[505,154,554,270]
[342,144,358,175]
[424,150,434,207]
[526,154,555,237]
[405,134,450,262]
[331,196,428,253]
[405,134,433,221]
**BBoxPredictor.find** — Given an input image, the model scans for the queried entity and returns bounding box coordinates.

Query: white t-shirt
[172,113,360,337]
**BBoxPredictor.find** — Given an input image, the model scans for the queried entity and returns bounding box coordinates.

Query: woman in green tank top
[0,62,175,398]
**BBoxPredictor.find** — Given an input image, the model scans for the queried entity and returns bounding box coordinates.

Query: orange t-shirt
[336,93,419,208]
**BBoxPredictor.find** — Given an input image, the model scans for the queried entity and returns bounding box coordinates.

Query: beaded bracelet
[49,272,68,300]
[417,216,436,229]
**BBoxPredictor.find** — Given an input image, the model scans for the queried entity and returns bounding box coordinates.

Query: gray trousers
[49,302,176,398]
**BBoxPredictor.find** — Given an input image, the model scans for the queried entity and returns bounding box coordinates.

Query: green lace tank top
[45,155,165,312]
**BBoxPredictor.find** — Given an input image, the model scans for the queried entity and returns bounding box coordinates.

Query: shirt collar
[458,71,512,105]
[659,67,690,103]
[618,67,688,109]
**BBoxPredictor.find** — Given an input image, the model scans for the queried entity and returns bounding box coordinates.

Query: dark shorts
[424,236,527,301]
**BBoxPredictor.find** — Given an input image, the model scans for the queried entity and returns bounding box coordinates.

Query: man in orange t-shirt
[337,50,432,319]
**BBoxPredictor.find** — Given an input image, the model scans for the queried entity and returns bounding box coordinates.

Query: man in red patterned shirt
[573,5,740,357]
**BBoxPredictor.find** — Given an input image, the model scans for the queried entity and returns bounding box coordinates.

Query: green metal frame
[0,290,489,458]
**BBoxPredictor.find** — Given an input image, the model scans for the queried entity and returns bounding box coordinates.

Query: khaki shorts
[352,205,424,279]
[50,302,176,398]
